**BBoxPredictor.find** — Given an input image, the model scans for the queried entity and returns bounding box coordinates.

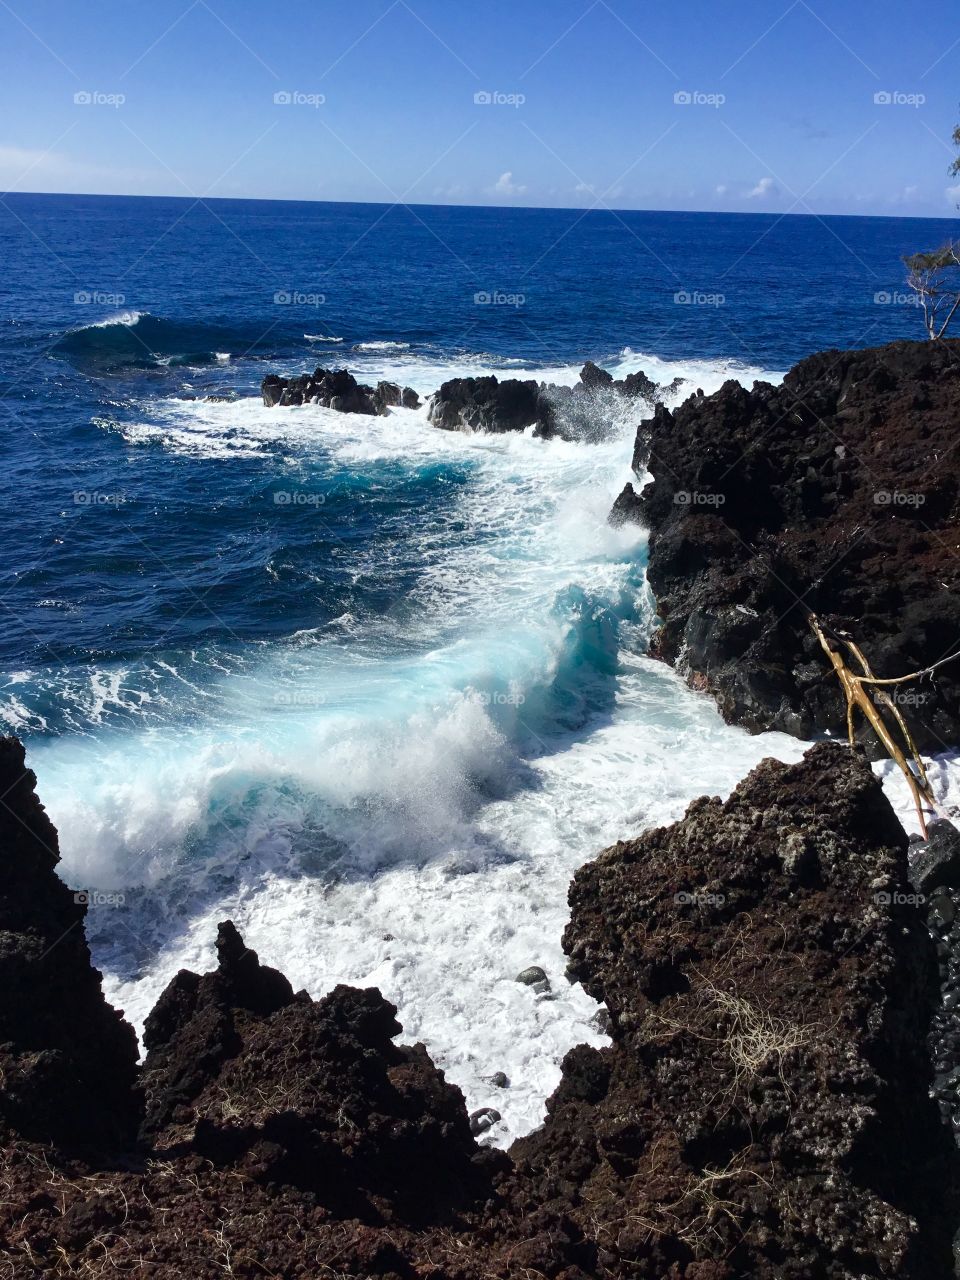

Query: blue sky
[2,0,959,215]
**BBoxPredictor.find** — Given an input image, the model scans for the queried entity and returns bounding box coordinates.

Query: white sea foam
[85,309,146,329]
[106,345,782,463]
[353,340,411,352]
[33,345,958,1147]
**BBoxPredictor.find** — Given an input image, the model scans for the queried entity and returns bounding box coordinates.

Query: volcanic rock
[535,361,674,444]
[608,481,643,527]
[511,741,957,1277]
[0,736,140,1150]
[633,339,960,751]
[261,367,417,415]
[2,736,958,1277]
[910,819,960,894]
[140,923,500,1223]
[428,375,541,433]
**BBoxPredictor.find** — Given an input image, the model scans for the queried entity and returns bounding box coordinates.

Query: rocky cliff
[628,339,960,752]
[1,735,956,1278]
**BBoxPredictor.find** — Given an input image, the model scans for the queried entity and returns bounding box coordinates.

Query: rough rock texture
[428,363,678,441]
[517,741,957,1278]
[2,738,957,1277]
[138,920,502,1224]
[261,367,418,414]
[608,481,643,527]
[0,736,140,1150]
[908,821,960,1146]
[428,374,543,433]
[633,340,960,751]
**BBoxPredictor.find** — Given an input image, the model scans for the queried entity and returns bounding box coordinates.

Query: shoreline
[3,336,960,1275]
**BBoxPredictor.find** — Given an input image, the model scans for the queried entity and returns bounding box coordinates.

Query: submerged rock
[515,965,549,987]
[469,1107,501,1135]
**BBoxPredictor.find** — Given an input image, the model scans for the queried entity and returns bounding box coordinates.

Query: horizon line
[2,189,957,223]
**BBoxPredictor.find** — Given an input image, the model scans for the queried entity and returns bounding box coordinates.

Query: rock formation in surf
[427,374,543,433]
[261,367,419,413]
[624,339,960,753]
[428,361,679,440]
[260,359,676,443]
[2,732,957,1278]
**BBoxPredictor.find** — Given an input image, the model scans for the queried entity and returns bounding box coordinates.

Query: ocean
[2,193,955,1141]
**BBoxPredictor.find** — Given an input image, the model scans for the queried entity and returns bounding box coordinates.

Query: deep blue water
[0,194,951,711]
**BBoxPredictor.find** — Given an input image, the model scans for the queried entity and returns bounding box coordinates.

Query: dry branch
[808,613,945,835]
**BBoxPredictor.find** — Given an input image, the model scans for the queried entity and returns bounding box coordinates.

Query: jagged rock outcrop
[630,340,960,751]
[261,367,419,413]
[512,741,957,1277]
[261,359,674,439]
[608,482,643,527]
[428,375,543,433]
[139,920,503,1223]
[428,362,679,441]
[1,738,956,1277]
[0,737,140,1149]
[537,363,680,443]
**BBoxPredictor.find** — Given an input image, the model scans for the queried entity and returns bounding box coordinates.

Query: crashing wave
[52,313,275,372]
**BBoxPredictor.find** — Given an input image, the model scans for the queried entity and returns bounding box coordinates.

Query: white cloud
[574,181,594,194]
[946,184,960,205]
[715,184,728,196]
[492,171,526,197]
[747,177,777,200]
